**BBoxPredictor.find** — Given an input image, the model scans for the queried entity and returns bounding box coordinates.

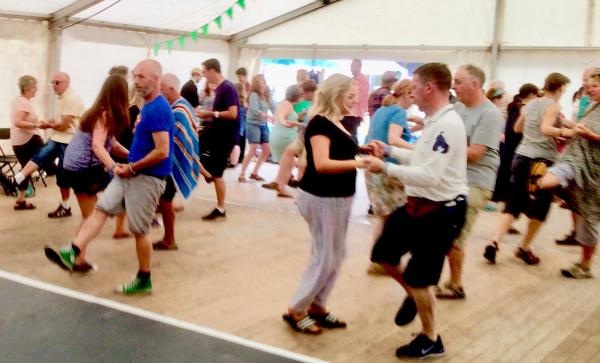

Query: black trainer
[48,204,72,218]
[556,231,579,246]
[396,334,445,359]
[201,208,226,222]
[395,296,417,326]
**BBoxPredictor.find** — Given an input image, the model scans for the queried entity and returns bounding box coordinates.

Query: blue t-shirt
[128,95,174,177]
[365,105,411,164]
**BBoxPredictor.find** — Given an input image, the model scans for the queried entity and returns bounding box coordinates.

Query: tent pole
[584,0,595,46]
[489,0,504,82]
[46,27,62,119]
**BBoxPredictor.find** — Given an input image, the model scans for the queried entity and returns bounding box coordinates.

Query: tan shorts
[453,185,492,249]
[365,171,407,216]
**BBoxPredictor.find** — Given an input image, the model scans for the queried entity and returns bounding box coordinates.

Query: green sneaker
[57,245,76,271]
[116,276,152,295]
[24,183,34,198]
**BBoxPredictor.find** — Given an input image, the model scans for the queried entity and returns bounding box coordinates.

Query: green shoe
[116,276,152,295]
[24,183,34,198]
[58,245,76,271]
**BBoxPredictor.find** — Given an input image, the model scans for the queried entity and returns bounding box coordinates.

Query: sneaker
[515,247,540,265]
[202,208,226,222]
[73,261,97,273]
[24,183,35,198]
[556,231,579,246]
[484,242,498,264]
[508,226,521,235]
[48,204,72,218]
[561,263,593,279]
[395,296,417,326]
[115,276,152,295]
[434,283,466,299]
[57,245,76,271]
[396,334,445,359]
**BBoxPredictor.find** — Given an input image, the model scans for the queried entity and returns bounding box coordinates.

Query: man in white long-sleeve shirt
[364,63,468,359]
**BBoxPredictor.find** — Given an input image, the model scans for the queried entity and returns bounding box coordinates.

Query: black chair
[0,128,19,196]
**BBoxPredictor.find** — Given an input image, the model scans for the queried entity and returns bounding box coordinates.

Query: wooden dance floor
[1,164,599,362]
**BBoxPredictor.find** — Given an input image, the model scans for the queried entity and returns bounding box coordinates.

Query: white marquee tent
[1,0,599,127]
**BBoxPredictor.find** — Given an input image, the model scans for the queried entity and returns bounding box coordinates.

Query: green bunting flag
[237,0,245,10]
[190,31,198,42]
[152,43,160,56]
[214,15,222,29]
[166,39,174,53]
[226,6,234,19]
[178,35,186,49]
[201,24,209,37]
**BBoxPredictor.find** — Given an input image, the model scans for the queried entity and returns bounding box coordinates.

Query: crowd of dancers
[8,57,599,359]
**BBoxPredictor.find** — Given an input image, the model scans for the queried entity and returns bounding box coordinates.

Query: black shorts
[371,196,467,288]
[503,155,553,221]
[63,165,111,196]
[200,124,236,178]
[160,176,177,202]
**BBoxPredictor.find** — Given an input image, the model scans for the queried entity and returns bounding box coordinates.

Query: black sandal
[282,314,322,334]
[14,201,36,210]
[308,312,347,329]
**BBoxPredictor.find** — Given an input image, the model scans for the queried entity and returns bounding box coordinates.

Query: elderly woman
[10,75,44,210]
[537,70,600,278]
[270,85,303,163]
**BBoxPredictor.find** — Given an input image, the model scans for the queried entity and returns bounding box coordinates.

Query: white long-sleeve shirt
[385,104,469,201]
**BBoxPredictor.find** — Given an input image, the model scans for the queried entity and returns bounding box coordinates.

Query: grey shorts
[96,174,166,235]
[575,214,599,246]
[548,163,575,188]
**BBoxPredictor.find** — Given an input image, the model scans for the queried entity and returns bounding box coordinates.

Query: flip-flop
[282,314,322,335]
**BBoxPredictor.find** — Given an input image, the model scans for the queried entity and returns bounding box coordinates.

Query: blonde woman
[239,74,274,182]
[364,79,414,273]
[283,74,366,335]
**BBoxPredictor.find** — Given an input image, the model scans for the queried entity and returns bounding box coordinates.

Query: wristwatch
[214,111,220,119]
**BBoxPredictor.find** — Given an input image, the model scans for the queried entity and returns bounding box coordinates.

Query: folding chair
[0,128,19,196]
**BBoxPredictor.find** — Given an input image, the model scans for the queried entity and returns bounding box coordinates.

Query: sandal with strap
[308,312,347,329]
[14,201,36,210]
[249,173,265,181]
[238,176,247,183]
[152,241,178,251]
[282,314,322,334]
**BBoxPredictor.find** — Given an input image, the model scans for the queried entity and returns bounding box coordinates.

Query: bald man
[45,59,175,295]
[14,71,85,218]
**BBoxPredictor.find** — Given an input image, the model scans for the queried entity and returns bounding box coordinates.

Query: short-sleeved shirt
[365,105,411,158]
[454,100,504,191]
[128,95,174,177]
[180,80,200,108]
[577,95,590,120]
[516,98,560,162]
[368,87,391,116]
[386,104,469,201]
[246,92,274,126]
[52,87,85,144]
[300,115,359,197]
[10,96,41,146]
[211,80,240,141]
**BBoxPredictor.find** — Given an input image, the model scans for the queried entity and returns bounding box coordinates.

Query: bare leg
[158,199,175,246]
[538,172,560,189]
[74,193,97,236]
[410,286,437,340]
[448,246,464,287]
[522,218,543,250]
[581,245,596,270]
[60,188,70,204]
[275,145,297,194]
[113,212,130,237]
[240,144,258,178]
[73,209,109,264]
[229,145,240,167]
[16,190,26,204]
[18,160,40,179]
[492,212,516,245]
[214,177,226,209]
[380,262,412,294]
[135,234,152,272]
[252,143,270,175]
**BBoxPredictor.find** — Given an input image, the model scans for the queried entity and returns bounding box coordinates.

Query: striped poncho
[170,97,201,199]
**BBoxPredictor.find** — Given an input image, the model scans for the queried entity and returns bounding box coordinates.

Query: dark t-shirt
[129,95,174,177]
[180,80,199,108]
[209,80,240,146]
[300,115,359,197]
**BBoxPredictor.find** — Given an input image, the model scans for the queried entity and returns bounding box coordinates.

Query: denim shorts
[246,123,269,144]
[30,140,69,188]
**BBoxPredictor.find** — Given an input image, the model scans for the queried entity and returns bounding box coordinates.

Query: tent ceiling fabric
[1,0,314,36]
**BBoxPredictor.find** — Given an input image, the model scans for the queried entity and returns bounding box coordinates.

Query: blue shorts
[31,140,69,189]
[246,123,269,144]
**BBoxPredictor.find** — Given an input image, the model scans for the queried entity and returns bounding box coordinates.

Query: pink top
[10,96,40,146]
[353,73,369,117]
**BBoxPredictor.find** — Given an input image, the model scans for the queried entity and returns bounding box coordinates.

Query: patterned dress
[561,102,600,222]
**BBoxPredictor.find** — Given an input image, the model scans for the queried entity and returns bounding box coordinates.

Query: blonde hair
[19,75,37,94]
[308,73,354,121]
[250,74,271,101]
[382,79,412,106]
